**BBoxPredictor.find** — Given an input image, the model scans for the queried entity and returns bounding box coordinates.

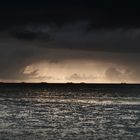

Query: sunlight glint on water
[0,84,140,140]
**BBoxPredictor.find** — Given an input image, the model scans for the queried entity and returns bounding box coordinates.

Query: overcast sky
[0,1,140,83]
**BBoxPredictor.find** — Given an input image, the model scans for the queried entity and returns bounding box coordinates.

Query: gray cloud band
[0,20,140,82]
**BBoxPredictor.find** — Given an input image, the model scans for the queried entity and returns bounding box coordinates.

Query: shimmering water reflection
[0,84,140,140]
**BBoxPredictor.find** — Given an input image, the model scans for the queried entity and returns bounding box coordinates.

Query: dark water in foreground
[0,83,140,140]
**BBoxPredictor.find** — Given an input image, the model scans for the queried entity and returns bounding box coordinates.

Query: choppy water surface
[0,84,140,140]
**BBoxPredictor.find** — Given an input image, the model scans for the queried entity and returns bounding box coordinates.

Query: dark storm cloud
[6,21,140,53]
[3,2,140,53]
[0,2,140,82]
[0,1,140,30]
[0,30,140,81]
[11,29,52,41]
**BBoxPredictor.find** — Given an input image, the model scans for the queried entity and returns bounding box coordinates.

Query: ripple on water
[0,92,140,139]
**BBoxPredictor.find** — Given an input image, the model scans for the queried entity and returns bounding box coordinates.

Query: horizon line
[0,82,140,84]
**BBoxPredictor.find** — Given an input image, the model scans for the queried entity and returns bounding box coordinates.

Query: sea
[0,83,140,140]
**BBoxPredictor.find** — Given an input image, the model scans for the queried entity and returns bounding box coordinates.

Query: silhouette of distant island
[0,81,139,85]
[0,82,139,87]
